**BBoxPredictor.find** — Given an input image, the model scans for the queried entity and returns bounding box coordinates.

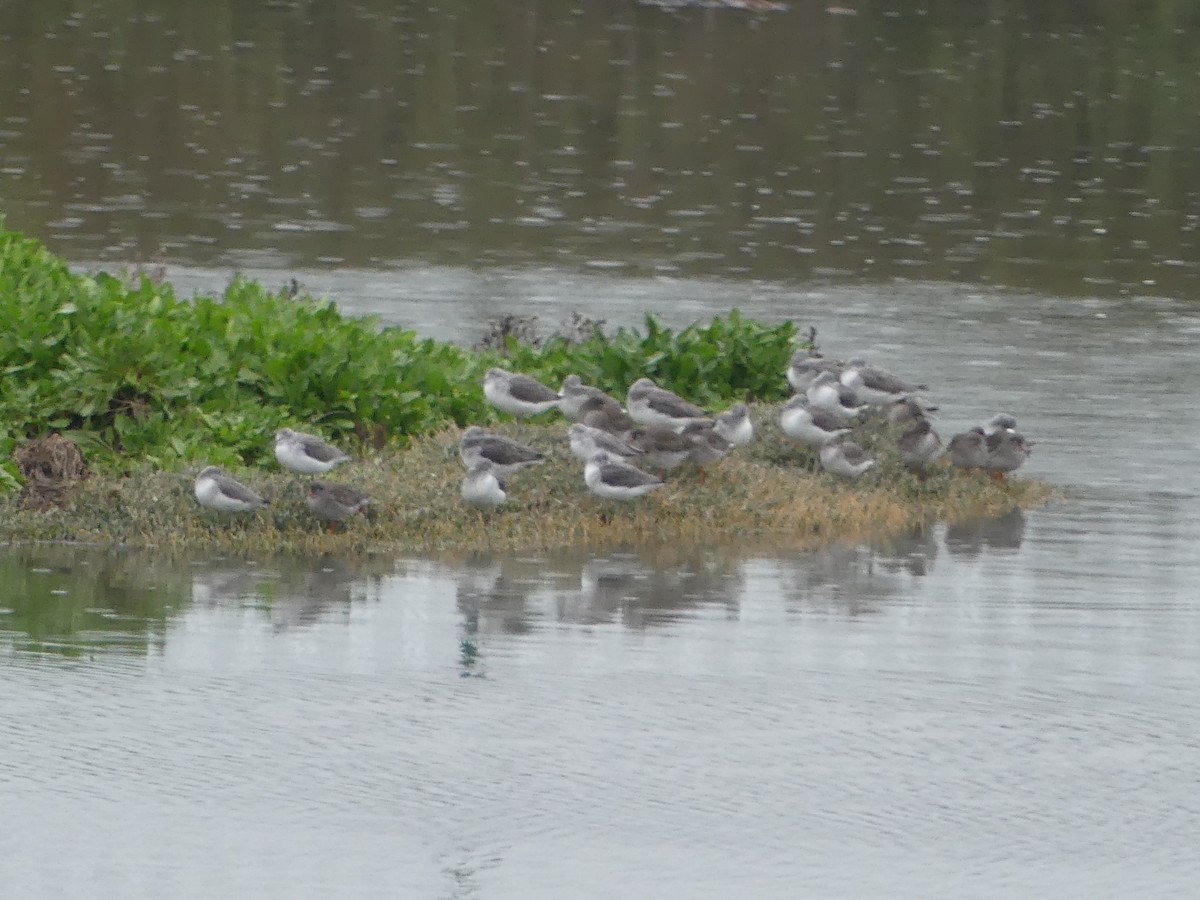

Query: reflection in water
[3,506,1200,898]
[2,2,1199,298]
[945,507,1027,559]
[0,546,182,656]
[0,511,1031,658]
[453,548,747,636]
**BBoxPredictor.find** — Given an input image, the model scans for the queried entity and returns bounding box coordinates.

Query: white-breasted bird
[559,375,620,422]
[461,460,507,510]
[807,371,867,422]
[713,403,754,447]
[786,350,843,394]
[584,452,663,501]
[482,367,561,418]
[839,356,927,407]
[458,426,545,478]
[779,395,851,447]
[274,428,350,475]
[568,423,642,463]
[819,438,875,480]
[194,466,267,514]
[626,377,709,430]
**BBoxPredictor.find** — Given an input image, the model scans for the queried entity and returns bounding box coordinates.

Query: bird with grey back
[985,430,1031,480]
[840,356,928,407]
[947,427,989,472]
[886,397,937,427]
[306,480,370,532]
[458,426,545,478]
[482,367,561,418]
[625,425,694,472]
[898,417,944,471]
[819,438,876,480]
[461,460,507,510]
[713,403,754,447]
[626,378,710,430]
[568,423,643,463]
[559,375,620,422]
[194,466,267,514]
[806,372,867,422]
[274,428,351,475]
[577,395,636,438]
[779,395,852,447]
[584,452,663,501]
[786,350,843,394]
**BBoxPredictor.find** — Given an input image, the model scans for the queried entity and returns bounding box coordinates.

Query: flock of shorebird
[193,429,368,532]
[458,354,1031,509]
[191,349,1031,528]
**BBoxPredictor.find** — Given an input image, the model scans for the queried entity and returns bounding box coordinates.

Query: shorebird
[885,397,937,427]
[458,426,545,478]
[626,377,709,430]
[983,413,1018,436]
[819,438,875,480]
[682,420,732,482]
[713,403,754,447]
[626,425,694,472]
[898,418,944,472]
[839,356,928,407]
[786,350,843,394]
[274,428,350,475]
[779,395,851,447]
[193,466,267,514]
[559,375,620,422]
[306,480,370,533]
[568,423,642,463]
[577,395,636,437]
[460,460,507,510]
[807,371,867,422]
[985,430,1031,481]
[584,452,663,501]
[482,367,561,418]
[947,427,989,472]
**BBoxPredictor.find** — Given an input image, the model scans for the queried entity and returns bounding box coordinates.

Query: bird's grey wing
[863,367,926,394]
[481,436,544,465]
[218,475,265,505]
[597,431,640,456]
[507,375,560,403]
[809,409,847,431]
[647,390,706,419]
[602,462,661,489]
[840,443,870,465]
[299,434,348,462]
[328,484,369,506]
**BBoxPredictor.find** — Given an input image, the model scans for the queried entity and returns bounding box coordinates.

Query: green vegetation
[0,228,797,476]
[0,228,1051,555]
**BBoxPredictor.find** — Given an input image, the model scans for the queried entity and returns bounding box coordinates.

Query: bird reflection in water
[944,506,1026,559]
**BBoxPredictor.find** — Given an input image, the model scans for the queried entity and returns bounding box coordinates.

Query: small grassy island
[0,228,1051,556]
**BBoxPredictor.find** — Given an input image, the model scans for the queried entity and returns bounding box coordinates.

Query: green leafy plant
[0,227,810,474]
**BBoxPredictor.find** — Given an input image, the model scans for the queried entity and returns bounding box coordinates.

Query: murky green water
[3,0,1199,296]
[4,1,1200,897]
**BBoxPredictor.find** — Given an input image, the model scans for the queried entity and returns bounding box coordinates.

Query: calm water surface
[4,1,1200,897]
[4,289,1200,896]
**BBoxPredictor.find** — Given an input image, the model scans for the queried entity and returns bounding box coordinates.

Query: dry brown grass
[0,411,1054,557]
